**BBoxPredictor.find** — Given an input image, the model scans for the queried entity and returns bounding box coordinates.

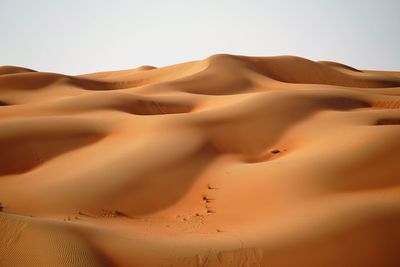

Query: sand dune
[1,54,400,266]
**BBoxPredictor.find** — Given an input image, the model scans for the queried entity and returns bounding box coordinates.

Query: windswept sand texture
[1,55,400,266]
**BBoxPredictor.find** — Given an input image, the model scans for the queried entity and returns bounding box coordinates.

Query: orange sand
[1,55,400,266]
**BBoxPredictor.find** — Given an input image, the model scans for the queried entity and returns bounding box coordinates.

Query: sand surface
[1,54,400,266]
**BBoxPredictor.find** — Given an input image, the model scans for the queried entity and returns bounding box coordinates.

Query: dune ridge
[1,54,400,267]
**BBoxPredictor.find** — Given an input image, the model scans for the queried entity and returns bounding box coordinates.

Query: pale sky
[1,0,399,75]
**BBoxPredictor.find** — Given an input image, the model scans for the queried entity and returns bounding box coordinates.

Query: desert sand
[0,54,400,266]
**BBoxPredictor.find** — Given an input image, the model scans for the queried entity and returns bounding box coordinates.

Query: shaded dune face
[0,54,400,267]
[0,66,36,75]
[0,118,106,175]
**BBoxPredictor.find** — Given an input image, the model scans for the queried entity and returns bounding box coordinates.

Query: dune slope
[1,54,400,267]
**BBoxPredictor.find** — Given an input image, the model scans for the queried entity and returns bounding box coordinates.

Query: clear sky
[1,0,399,75]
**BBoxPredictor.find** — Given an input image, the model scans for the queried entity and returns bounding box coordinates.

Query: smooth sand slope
[1,55,400,267]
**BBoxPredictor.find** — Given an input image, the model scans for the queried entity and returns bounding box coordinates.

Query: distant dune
[1,54,400,267]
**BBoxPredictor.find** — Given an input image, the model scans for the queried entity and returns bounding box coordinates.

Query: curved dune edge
[0,54,400,267]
